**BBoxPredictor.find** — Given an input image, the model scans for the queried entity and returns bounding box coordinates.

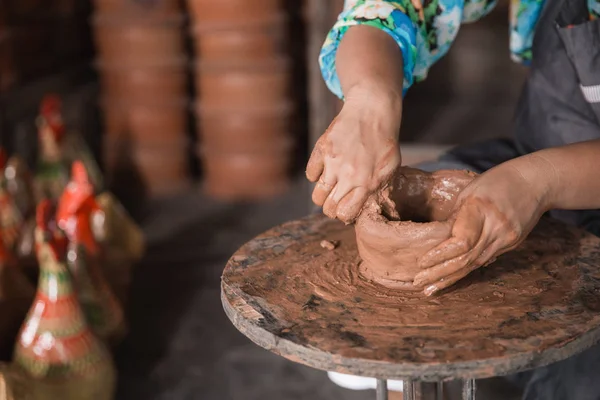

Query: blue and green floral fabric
[320,0,600,98]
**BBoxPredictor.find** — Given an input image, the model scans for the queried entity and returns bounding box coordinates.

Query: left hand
[413,162,551,296]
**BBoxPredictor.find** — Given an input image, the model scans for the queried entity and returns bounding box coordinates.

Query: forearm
[336,25,404,119]
[509,139,600,211]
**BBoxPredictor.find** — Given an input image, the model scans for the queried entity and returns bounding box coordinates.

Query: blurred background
[0,0,526,398]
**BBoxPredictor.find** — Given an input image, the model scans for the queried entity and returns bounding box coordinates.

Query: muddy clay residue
[223,214,600,374]
[355,167,476,289]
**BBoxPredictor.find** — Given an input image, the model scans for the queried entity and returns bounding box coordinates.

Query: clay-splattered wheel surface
[221,214,600,381]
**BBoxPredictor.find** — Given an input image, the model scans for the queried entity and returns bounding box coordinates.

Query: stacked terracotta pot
[92,0,190,195]
[188,0,293,199]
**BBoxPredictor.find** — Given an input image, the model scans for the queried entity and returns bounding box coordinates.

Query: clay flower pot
[97,58,188,102]
[128,100,188,142]
[92,0,181,16]
[355,168,476,290]
[196,57,289,109]
[199,146,291,200]
[186,0,281,23]
[102,99,188,144]
[92,15,185,64]
[104,139,191,195]
[195,102,293,152]
[191,14,286,62]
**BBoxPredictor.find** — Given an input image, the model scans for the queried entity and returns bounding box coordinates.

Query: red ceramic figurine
[56,162,125,344]
[0,214,35,362]
[12,200,116,399]
[34,95,104,202]
[34,95,70,202]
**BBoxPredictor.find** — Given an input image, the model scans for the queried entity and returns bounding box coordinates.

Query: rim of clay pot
[196,139,294,157]
[195,56,290,73]
[100,96,190,109]
[94,57,188,70]
[190,13,287,33]
[104,135,192,152]
[193,100,294,117]
[91,13,186,27]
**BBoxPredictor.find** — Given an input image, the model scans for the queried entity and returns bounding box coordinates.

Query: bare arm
[512,139,600,211]
[307,26,404,222]
[336,25,404,117]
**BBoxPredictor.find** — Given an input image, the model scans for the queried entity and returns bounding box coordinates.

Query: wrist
[509,153,557,212]
[345,81,402,112]
[344,83,403,139]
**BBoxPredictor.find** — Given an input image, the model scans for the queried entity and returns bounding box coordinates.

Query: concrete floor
[114,179,523,400]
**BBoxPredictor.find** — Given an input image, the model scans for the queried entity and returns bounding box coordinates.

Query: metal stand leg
[436,382,444,400]
[376,379,388,400]
[462,379,476,400]
[403,379,416,400]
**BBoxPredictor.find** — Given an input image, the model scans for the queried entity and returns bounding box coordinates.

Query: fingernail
[424,285,438,296]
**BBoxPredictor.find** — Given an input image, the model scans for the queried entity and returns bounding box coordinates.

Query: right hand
[306,87,402,223]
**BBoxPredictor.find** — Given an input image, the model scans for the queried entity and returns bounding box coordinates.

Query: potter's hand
[413,163,550,296]
[306,89,402,224]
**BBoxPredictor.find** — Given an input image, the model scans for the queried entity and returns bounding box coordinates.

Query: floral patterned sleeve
[319,0,497,99]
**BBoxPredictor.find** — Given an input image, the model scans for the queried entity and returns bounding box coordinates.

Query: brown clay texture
[222,213,600,381]
[98,59,187,103]
[201,148,290,200]
[356,168,477,289]
[196,58,289,109]
[102,99,188,143]
[191,14,287,62]
[92,0,181,16]
[187,0,281,23]
[104,139,190,195]
[92,15,185,64]
[197,104,293,152]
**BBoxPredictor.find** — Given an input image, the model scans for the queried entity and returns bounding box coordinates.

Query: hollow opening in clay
[355,168,477,290]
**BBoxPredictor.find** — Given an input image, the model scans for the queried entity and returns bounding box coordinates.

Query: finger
[322,184,340,219]
[423,264,480,296]
[418,206,484,269]
[413,237,488,288]
[306,146,324,182]
[473,237,521,268]
[336,187,369,224]
[312,177,336,207]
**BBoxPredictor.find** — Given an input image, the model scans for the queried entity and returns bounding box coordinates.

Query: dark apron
[419,0,600,236]
[417,0,600,397]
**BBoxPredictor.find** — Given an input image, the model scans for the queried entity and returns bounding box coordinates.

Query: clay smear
[355,167,476,290]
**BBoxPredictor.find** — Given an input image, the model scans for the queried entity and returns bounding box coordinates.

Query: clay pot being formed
[92,0,181,16]
[102,99,188,144]
[92,15,185,64]
[199,146,291,200]
[195,102,293,152]
[196,57,289,109]
[191,14,286,62]
[355,168,477,290]
[186,0,281,23]
[97,58,187,103]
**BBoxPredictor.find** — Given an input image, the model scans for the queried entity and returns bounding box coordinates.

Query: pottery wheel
[221,214,600,381]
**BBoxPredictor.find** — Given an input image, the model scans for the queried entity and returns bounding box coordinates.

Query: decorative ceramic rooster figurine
[56,162,125,344]
[93,192,144,308]
[34,95,70,202]
[0,150,23,253]
[0,153,37,277]
[34,95,104,202]
[0,149,36,360]
[11,200,116,400]
[0,218,35,362]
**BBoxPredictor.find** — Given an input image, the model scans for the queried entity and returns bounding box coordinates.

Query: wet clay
[222,214,600,380]
[355,167,476,290]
